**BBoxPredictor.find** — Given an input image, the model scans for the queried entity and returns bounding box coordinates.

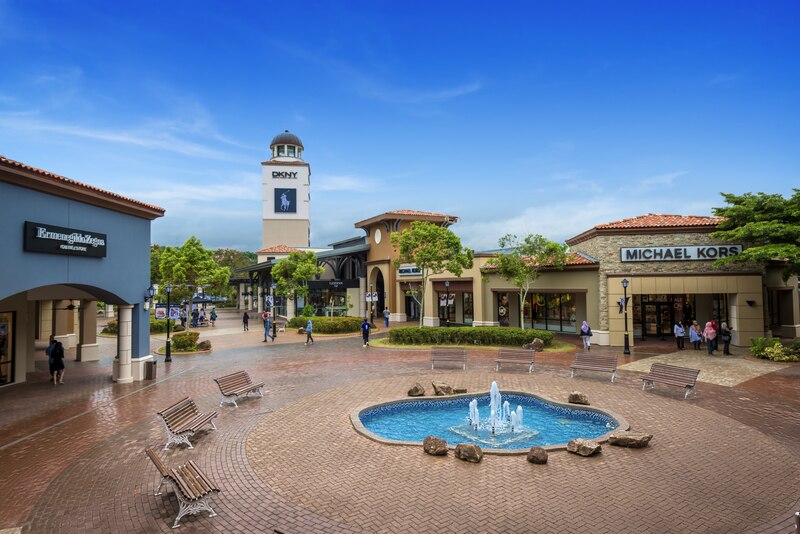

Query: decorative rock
[527,446,548,464]
[453,387,467,394]
[609,431,653,448]
[408,383,425,397]
[566,438,601,456]
[196,340,212,351]
[523,338,545,351]
[432,382,454,396]
[568,391,590,405]
[454,443,484,463]
[422,436,448,456]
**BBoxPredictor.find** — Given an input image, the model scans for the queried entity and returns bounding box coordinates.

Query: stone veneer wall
[570,231,761,331]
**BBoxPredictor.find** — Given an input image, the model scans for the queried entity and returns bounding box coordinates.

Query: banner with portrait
[497,293,510,327]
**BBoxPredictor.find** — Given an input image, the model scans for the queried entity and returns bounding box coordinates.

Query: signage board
[398,265,422,276]
[168,306,181,320]
[155,304,167,320]
[24,221,107,258]
[620,245,742,262]
[274,188,297,213]
[265,295,274,307]
[272,171,298,179]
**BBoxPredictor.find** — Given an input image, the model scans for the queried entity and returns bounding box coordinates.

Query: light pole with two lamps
[165,284,172,362]
[444,280,450,327]
[621,278,630,355]
[369,283,374,324]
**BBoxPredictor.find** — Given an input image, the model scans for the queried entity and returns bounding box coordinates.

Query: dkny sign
[24,221,107,258]
[272,171,298,179]
[621,245,742,262]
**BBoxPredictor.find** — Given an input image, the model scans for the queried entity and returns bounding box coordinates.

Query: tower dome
[269,130,304,160]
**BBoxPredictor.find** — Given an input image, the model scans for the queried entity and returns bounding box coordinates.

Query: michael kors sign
[272,171,298,178]
[620,245,742,262]
[24,221,107,258]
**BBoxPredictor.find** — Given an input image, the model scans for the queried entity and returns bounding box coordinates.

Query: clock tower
[261,130,311,249]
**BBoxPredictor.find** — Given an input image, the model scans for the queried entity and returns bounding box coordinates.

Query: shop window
[287,146,295,157]
[439,292,456,322]
[278,145,286,156]
[561,293,577,333]
[463,293,474,325]
[0,312,14,386]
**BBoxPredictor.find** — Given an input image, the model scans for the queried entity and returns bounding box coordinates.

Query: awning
[432,280,473,292]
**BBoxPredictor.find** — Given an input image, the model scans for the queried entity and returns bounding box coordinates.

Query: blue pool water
[359,393,618,450]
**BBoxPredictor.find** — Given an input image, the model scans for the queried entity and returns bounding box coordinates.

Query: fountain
[452,381,539,447]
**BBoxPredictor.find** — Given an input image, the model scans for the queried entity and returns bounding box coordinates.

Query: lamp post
[369,283,374,324]
[622,278,630,355]
[165,284,173,362]
[444,280,450,327]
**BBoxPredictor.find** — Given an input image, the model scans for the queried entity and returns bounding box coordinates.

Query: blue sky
[1,1,798,251]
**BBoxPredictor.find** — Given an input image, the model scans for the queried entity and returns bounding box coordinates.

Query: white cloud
[636,171,688,192]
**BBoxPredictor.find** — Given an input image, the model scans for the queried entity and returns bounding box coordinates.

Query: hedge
[172,331,200,351]
[287,316,364,334]
[101,319,175,335]
[388,326,554,346]
[750,337,800,362]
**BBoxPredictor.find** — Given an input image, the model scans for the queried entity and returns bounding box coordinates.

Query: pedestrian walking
[710,319,720,351]
[674,321,686,350]
[720,322,733,355]
[361,318,371,347]
[242,311,249,331]
[690,320,702,350]
[45,336,57,383]
[210,308,217,327]
[580,321,592,351]
[199,308,206,325]
[304,319,314,345]
[191,309,199,328]
[383,307,390,328]
[49,340,65,385]
[180,308,187,328]
[703,321,717,355]
[263,311,274,342]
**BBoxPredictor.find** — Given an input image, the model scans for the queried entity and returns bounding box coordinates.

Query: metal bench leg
[258,387,264,397]
[611,371,617,383]
[528,364,533,373]
[165,433,194,450]
[495,363,500,371]
[155,476,169,496]
[684,387,692,400]
[172,492,217,528]
[210,421,217,431]
[570,369,575,378]
[220,396,238,407]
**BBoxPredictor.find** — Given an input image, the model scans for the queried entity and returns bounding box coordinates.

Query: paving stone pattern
[0,309,797,533]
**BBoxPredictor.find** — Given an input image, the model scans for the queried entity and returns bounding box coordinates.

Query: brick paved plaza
[0,309,798,533]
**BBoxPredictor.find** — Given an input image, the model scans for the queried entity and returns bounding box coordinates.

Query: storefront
[0,156,164,385]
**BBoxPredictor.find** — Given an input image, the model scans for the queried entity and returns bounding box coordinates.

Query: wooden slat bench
[157,397,218,450]
[495,348,536,373]
[570,353,618,382]
[214,370,265,407]
[146,447,220,529]
[641,362,701,399]
[431,347,467,370]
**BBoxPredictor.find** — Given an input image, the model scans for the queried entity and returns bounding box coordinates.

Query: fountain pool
[353,384,626,452]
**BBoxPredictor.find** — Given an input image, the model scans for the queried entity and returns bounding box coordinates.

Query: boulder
[408,383,426,397]
[196,340,212,351]
[453,387,468,394]
[609,431,653,448]
[422,436,448,456]
[568,391,590,405]
[523,338,545,351]
[566,438,601,457]
[432,382,454,396]
[454,443,484,463]
[527,446,548,464]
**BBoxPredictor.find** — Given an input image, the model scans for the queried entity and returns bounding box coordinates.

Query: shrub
[301,304,315,317]
[388,326,554,347]
[101,320,118,334]
[172,331,200,351]
[149,318,176,334]
[762,344,800,362]
[750,337,782,358]
[287,316,364,333]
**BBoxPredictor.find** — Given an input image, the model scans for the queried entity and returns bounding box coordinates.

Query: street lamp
[444,280,450,328]
[145,285,156,310]
[621,278,630,355]
[165,284,173,362]
[369,284,375,324]
[271,282,277,340]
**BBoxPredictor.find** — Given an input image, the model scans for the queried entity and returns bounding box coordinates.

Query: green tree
[150,244,163,286]
[391,221,474,327]
[485,234,568,328]
[712,190,800,280]
[159,236,231,322]
[213,248,257,271]
[271,251,324,308]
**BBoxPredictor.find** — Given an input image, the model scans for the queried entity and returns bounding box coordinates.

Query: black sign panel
[274,188,297,213]
[23,221,107,258]
[308,279,360,289]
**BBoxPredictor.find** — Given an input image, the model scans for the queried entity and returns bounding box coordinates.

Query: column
[257,286,264,314]
[472,276,487,326]
[77,300,100,361]
[53,300,72,347]
[358,277,367,319]
[422,279,440,327]
[105,303,115,318]
[247,287,254,311]
[238,283,245,311]
[287,296,296,319]
[112,304,133,383]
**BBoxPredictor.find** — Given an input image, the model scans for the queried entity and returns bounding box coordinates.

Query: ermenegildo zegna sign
[621,245,742,262]
[23,221,107,258]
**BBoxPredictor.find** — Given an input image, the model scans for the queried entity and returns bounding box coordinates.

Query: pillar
[358,277,367,319]
[422,279,440,327]
[257,286,264,314]
[77,300,100,361]
[53,300,72,348]
[112,304,133,383]
[105,303,115,318]
[287,297,296,319]
[238,283,245,311]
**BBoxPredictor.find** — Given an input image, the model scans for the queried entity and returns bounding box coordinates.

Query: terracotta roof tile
[383,209,456,218]
[0,155,165,214]
[257,244,301,254]
[565,252,597,265]
[595,213,724,229]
